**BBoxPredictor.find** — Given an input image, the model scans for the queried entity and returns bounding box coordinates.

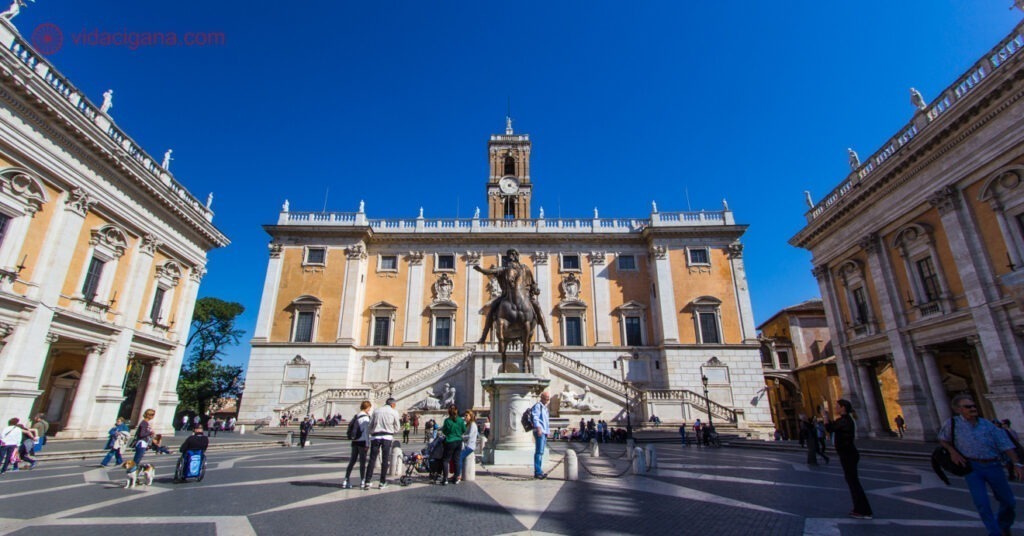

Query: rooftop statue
[847,148,860,171]
[162,149,173,170]
[100,89,114,114]
[910,87,927,111]
[0,0,32,22]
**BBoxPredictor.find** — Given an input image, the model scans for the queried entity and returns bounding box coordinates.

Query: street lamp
[701,373,713,431]
[619,353,639,440]
[306,373,317,418]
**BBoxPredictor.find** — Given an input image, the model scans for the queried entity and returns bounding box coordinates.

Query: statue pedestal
[481,373,550,466]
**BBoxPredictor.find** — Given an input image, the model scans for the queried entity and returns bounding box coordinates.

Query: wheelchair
[174,449,207,483]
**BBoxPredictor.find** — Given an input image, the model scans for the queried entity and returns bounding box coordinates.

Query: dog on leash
[122,461,155,488]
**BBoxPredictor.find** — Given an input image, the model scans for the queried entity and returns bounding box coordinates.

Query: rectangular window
[565,317,582,346]
[917,257,941,302]
[562,254,580,271]
[761,348,774,367]
[149,287,166,323]
[434,317,451,346]
[777,351,791,369]
[852,287,869,324]
[293,311,315,342]
[373,316,390,346]
[617,255,636,271]
[437,254,455,271]
[688,248,710,265]
[698,312,720,344]
[625,317,642,346]
[305,247,326,265]
[0,213,10,247]
[81,257,105,302]
[379,255,397,271]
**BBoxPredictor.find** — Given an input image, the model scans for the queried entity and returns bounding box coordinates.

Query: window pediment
[690,296,722,308]
[89,225,129,259]
[980,166,1024,203]
[369,301,398,311]
[615,300,646,313]
[0,168,48,214]
[557,299,587,310]
[290,295,322,308]
[428,300,458,311]
[892,223,933,250]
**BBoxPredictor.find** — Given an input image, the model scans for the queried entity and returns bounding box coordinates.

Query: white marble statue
[538,206,544,219]
[473,206,480,218]
[573,386,601,411]
[162,149,173,170]
[418,207,424,218]
[560,384,578,409]
[408,388,441,411]
[910,87,926,111]
[282,199,290,212]
[441,383,456,408]
[804,190,814,209]
[100,89,113,114]
[651,201,658,213]
[359,200,365,213]
[847,148,860,171]
[206,192,213,209]
[593,207,599,218]
[722,198,729,211]
[0,0,30,22]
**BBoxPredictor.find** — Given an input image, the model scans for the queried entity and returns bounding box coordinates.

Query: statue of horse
[492,279,537,374]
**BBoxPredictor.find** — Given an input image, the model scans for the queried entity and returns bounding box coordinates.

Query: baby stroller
[174,449,207,483]
[399,435,444,486]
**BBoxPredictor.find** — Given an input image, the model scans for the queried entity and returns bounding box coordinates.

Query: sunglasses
[960,404,978,409]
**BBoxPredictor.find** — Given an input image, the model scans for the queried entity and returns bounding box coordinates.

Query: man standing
[940,394,1024,536]
[365,397,401,489]
[679,421,687,447]
[31,414,48,453]
[531,391,550,479]
[894,414,906,438]
[299,417,313,448]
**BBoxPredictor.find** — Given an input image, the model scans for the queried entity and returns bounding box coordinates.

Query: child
[150,434,171,455]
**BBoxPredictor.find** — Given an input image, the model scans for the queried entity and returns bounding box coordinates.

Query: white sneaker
[379,482,389,490]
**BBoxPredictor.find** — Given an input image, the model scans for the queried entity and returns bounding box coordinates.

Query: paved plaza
[0,438,1014,535]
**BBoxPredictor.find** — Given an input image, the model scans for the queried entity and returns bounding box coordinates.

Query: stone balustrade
[278,211,732,232]
[805,26,1024,223]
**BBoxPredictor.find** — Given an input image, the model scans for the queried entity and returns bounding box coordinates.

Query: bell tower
[487,117,532,220]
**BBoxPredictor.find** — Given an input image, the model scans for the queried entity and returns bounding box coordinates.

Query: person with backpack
[823,400,871,520]
[530,391,550,479]
[439,404,466,486]
[100,417,130,467]
[342,400,372,489]
[364,397,400,489]
[299,417,313,448]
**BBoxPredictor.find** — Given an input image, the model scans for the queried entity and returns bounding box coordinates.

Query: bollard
[390,446,404,476]
[589,439,600,457]
[286,431,294,447]
[463,453,476,482]
[645,445,657,471]
[239,424,246,435]
[631,448,647,474]
[564,449,579,481]
[626,439,636,460]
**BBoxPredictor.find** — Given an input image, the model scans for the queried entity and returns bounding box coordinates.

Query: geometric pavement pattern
[0,439,1013,535]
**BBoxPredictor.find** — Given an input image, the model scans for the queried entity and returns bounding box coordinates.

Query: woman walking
[824,399,873,519]
[342,400,372,489]
[439,405,466,486]
[458,410,478,483]
[0,418,23,473]
[100,417,130,467]
[131,409,156,472]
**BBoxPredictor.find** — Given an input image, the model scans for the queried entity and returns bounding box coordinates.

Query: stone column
[855,363,884,437]
[812,264,868,433]
[99,235,159,395]
[589,252,611,345]
[727,242,757,342]
[465,251,483,344]
[336,244,367,345]
[917,346,952,423]
[60,344,108,437]
[139,358,165,415]
[154,266,205,426]
[649,244,678,343]
[403,251,425,345]
[252,243,284,341]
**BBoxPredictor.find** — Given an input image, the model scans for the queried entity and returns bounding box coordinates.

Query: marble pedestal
[481,373,550,466]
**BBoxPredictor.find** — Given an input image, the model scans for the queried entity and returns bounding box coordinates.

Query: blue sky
[13,1,1020,368]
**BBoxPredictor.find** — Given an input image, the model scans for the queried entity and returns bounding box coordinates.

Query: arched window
[288,295,322,343]
[503,155,516,176]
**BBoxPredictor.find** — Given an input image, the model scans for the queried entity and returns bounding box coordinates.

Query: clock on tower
[487,117,532,220]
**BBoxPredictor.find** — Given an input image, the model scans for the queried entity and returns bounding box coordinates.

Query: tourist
[460,410,478,480]
[100,417,130,467]
[402,418,411,445]
[894,414,906,438]
[180,414,190,432]
[939,394,1023,535]
[412,414,419,434]
[815,418,830,464]
[823,399,872,520]
[14,419,36,469]
[679,422,687,447]
[30,414,47,453]
[439,405,466,485]
[342,400,371,489]
[365,397,400,489]
[131,409,156,472]
[798,415,808,448]
[150,434,171,455]
[531,391,551,479]
[179,424,210,453]
[0,418,23,474]
[803,416,819,466]
[299,417,313,448]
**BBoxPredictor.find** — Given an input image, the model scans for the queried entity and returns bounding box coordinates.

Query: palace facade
[791,21,1024,440]
[239,120,773,438]
[0,21,228,437]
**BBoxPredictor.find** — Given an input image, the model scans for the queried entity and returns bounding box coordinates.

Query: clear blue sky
[15,1,1020,368]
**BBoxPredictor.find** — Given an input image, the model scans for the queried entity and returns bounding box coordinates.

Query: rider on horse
[475,248,553,344]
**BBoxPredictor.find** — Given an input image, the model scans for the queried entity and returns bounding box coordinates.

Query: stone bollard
[390,446,404,476]
[645,445,657,472]
[589,439,600,457]
[463,452,476,482]
[564,448,579,481]
[286,431,294,447]
[626,439,636,460]
[239,424,246,435]
[631,448,647,474]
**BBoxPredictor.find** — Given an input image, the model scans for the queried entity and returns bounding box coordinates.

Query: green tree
[177,297,246,415]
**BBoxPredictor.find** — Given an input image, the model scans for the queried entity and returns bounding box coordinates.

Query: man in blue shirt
[531,391,550,479]
[939,394,1024,536]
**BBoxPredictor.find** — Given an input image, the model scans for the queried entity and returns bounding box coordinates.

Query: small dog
[122,461,155,489]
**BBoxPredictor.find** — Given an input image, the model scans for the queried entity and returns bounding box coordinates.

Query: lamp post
[619,353,639,440]
[701,374,713,430]
[306,373,317,418]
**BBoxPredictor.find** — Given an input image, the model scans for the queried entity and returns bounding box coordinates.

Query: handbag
[931,418,972,485]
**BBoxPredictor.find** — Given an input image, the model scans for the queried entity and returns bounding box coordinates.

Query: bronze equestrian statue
[475,248,552,373]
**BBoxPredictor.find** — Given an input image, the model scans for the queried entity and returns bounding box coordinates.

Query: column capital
[85,343,108,355]
[0,322,14,340]
[726,241,744,259]
[140,234,160,255]
[345,243,366,260]
[966,335,982,348]
[407,251,425,265]
[45,332,59,344]
[587,251,606,266]
[650,245,668,260]
[268,242,283,258]
[465,251,482,266]
[188,266,207,283]
[857,232,880,253]
[914,345,935,355]
[811,264,829,281]
[928,185,961,216]
[530,251,548,265]
[64,187,95,217]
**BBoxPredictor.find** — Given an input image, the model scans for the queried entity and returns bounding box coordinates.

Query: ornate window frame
[836,259,876,337]
[690,296,723,344]
[428,300,457,346]
[0,168,48,275]
[556,299,588,346]
[288,295,322,343]
[892,223,952,318]
[377,254,399,273]
[73,224,129,312]
[980,166,1024,268]
[303,246,327,267]
[559,252,582,273]
[686,246,711,267]
[615,300,647,346]
[143,260,182,331]
[433,252,456,273]
[368,301,398,346]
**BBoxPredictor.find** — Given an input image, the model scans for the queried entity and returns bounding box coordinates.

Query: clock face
[499,176,519,195]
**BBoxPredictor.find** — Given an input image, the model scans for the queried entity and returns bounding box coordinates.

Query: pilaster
[59,343,108,437]
[252,242,284,341]
[917,346,952,423]
[649,244,678,343]
[726,242,757,342]
[588,251,611,345]
[336,243,367,345]
[465,251,483,344]
[403,251,425,345]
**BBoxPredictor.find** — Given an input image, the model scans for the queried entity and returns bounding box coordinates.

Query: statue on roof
[162,149,173,170]
[847,148,860,171]
[910,88,926,111]
[804,191,814,209]
[0,0,32,22]
[100,90,114,114]
[206,192,213,209]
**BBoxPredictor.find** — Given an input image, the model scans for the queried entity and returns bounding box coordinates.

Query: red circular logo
[31,22,63,56]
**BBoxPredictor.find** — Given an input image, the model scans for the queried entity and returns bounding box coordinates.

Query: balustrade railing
[806,26,1024,223]
[541,349,627,395]
[644,389,737,422]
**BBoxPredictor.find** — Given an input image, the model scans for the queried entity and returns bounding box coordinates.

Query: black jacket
[179,434,209,453]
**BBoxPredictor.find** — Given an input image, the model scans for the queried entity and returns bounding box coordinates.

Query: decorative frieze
[65,187,95,217]
[928,185,961,215]
[531,251,549,265]
[407,251,425,265]
[587,251,606,265]
[345,243,366,260]
[269,242,283,258]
